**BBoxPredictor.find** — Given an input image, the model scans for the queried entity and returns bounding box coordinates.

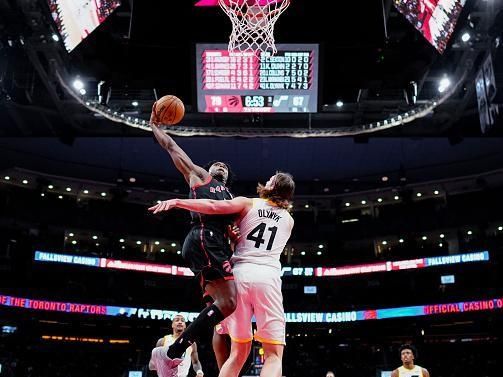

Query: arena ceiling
[1,0,500,138]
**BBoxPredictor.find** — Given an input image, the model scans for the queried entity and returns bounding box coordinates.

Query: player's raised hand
[150,101,161,126]
[148,199,177,214]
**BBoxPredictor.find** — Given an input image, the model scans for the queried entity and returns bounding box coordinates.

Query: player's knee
[219,296,237,316]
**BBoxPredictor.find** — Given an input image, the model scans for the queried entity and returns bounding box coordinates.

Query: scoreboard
[196,44,319,113]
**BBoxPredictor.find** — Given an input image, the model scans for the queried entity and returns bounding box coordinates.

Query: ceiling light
[4,176,10,180]
[48,185,54,189]
[72,79,84,90]
[467,230,472,235]
[171,243,176,247]
[336,100,343,108]
[58,195,63,199]
[416,192,422,197]
[461,32,471,42]
[317,251,322,255]
[129,177,136,183]
[92,236,98,240]
[66,187,71,192]
[438,76,451,93]
[160,248,165,253]
[394,195,399,200]
[177,250,181,255]
[154,241,160,245]
[101,192,107,197]
[381,176,388,182]
[83,190,89,194]
[71,240,77,245]
[434,190,439,195]
[136,241,141,245]
[119,239,125,243]
[377,198,383,203]
[422,236,427,240]
[131,101,139,107]
[382,241,387,245]
[304,204,309,209]
[361,200,367,205]
[345,202,350,207]
[22,180,28,184]
[399,238,404,243]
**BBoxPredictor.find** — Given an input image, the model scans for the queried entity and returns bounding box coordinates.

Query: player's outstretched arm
[149,197,252,216]
[190,343,204,376]
[150,110,208,185]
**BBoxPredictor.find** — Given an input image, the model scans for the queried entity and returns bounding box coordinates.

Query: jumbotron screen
[196,44,319,113]
[47,0,121,52]
[394,0,466,53]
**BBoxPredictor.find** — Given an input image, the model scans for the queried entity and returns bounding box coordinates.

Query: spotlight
[83,190,89,194]
[79,89,86,95]
[66,187,71,192]
[317,251,322,255]
[177,250,182,255]
[136,241,141,245]
[336,100,343,108]
[318,244,324,249]
[160,248,165,253]
[438,77,451,93]
[101,192,107,197]
[4,176,10,180]
[439,243,443,247]
[71,240,77,245]
[377,198,383,203]
[22,180,28,184]
[422,236,427,240]
[40,193,45,197]
[69,233,75,237]
[154,241,160,245]
[440,234,445,238]
[72,79,84,91]
[119,239,125,243]
[48,185,54,189]
[467,230,473,235]
[461,32,471,42]
[399,238,404,243]
[434,190,439,195]
[131,101,139,107]
[171,243,177,247]
[416,192,422,197]
[300,251,306,256]
[361,200,367,205]
[58,195,63,199]
[394,195,399,200]
[498,226,503,231]
[304,204,309,209]
[382,241,388,245]
[381,176,388,182]
[345,202,350,207]
[92,235,98,240]
[129,177,136,183]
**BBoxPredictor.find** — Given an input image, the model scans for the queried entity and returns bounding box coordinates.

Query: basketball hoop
[218,0,290,54]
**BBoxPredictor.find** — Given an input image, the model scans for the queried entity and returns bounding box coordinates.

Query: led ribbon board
[2,294,502,323]
[34,250,490,278]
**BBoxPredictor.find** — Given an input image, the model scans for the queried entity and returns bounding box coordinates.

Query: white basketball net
[218,0,290,54]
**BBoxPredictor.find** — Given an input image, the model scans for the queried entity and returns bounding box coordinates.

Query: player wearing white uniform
[151,172,295,377]
[149,314,204,377]
[391,344,430,377]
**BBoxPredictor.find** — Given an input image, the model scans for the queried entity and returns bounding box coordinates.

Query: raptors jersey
[232,198,294,271]
[189,175,234,230]
[163,334,192,377]
[398,365,424,377]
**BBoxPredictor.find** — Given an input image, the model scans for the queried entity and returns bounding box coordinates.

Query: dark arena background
[1,0,503,376]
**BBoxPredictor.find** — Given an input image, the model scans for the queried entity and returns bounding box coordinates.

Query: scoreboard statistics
[196,44,319,113]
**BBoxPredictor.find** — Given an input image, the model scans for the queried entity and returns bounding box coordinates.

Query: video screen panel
[47,0,121,52]
[196,43,319,113]
[394,0,466,53]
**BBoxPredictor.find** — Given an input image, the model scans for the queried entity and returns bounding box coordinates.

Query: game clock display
[196,44,319,113]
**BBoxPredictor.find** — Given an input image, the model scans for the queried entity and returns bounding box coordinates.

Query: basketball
[152,95,185,126]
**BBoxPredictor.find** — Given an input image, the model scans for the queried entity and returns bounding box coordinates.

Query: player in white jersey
[149,314,204,377]
[150,172,295,377]
[391,344,430,377]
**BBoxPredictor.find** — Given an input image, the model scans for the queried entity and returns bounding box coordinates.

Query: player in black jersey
[148,120,236,377]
